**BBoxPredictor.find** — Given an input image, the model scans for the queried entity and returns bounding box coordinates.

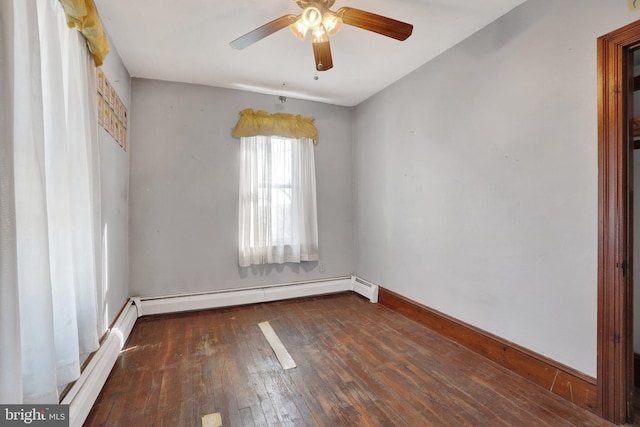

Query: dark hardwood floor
[85,292,614,426]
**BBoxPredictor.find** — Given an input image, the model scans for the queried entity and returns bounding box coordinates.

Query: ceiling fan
[230,0,413,72]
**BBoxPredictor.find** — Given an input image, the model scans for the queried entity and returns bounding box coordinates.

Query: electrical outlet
[630,0,640,10]
[319,264,325,273]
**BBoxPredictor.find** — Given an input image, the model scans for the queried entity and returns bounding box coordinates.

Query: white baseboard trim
[66,276,377,426]
[62,299,139,427]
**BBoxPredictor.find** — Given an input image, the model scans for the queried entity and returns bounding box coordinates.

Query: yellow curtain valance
[232,109,318,144]
[59,0,109,66]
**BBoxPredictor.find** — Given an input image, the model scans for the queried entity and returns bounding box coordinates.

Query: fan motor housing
[295,0,336,11]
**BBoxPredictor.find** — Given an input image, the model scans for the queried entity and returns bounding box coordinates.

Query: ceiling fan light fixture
[290,18,308,40]
[230,2,414,71]
[302,6,322,28]
[322,12,342,37]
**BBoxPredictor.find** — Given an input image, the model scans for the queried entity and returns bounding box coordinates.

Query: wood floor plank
[258,321,297,370]
[85,293,614,427]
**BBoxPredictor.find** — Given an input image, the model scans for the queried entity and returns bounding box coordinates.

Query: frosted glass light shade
[311,25,328,44]
[322,12,342,37]
[290,18,308,40]
[302,7,322,28]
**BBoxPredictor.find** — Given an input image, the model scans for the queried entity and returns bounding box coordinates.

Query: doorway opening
[597,19,640,425]
[633,48,640,424]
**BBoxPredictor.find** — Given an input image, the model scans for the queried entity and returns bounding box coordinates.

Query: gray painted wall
[98,41,131,330]
[353,0,638,377]
[128,79,354,297]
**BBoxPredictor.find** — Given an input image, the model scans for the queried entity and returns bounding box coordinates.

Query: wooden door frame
[597,19,640,424]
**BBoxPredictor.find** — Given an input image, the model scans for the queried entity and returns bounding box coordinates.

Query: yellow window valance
[59,0,109,66]
[232,109,318,144]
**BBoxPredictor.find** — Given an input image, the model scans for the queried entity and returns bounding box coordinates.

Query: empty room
[3,0,640,425]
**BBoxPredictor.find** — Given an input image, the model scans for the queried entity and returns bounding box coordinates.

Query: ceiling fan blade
[312,40,333,71]
[337,7,413,41]
[230,14,298,50]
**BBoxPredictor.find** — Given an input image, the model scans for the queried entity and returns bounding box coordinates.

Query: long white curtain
[238,136,319,267]
[0,0,100,404]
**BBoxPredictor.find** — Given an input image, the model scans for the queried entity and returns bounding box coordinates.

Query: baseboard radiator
[64,276,377,426]
[136,276,377,316]
[350,276,379,302]
[62,299,139,427]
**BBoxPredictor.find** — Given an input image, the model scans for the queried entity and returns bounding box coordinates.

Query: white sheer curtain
[238,135,319,267]
[0,0,100,404]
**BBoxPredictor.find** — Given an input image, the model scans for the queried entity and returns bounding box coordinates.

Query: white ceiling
[94,0,526,107]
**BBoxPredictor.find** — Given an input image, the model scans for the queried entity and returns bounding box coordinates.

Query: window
[266,137,294,245]
[238,135,319,266]
[1,0,101,404]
